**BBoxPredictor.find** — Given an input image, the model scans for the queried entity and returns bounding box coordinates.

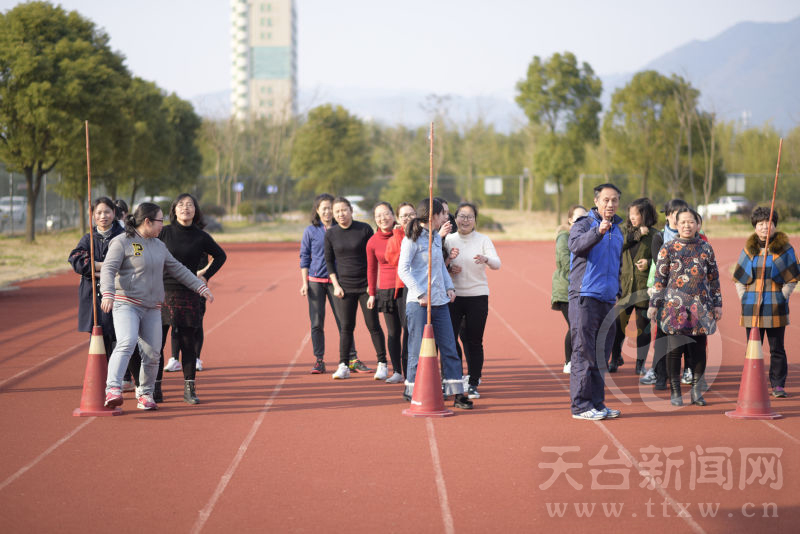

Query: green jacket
[619,224,655,308]
[551,229,570,304]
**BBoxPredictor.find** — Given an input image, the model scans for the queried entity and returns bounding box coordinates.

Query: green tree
[0,1,130,241]
[516,52,602,221]
[290,104,371,193]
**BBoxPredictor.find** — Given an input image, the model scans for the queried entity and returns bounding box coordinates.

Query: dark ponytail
[125,202,161,237]
[406,198,444,242]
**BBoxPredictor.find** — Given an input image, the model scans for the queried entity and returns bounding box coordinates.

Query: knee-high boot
[670,379,683,406]
[691,374,707,406]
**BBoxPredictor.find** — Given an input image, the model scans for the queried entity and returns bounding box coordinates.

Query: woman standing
[551,205,586,374]
[398,198,472,409]
[300,193,359,374]
[382,201,417,380]
[733,207,799,398]
[611,198,657,374]
[324,197,387,379]
[648,208,722,406]
[366,202,407,384]
[157,194,226,404]
[68,197,125,358]
[100,202,213,410]
[444,203,501,399]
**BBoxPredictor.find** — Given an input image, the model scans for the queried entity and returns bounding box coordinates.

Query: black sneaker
[467,385,480,399]
[349,359,372,372]
[311,359,325,374]
[454,394,473,409]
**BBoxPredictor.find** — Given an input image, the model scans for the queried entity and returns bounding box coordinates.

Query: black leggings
[381,289,408,375]
[172,324,203,362]
[336,290,386,366]
[666,334,707,384]
[449,295,489,387]
[553,302,572,364]
[132,324,200,382]
[612,305,651,363]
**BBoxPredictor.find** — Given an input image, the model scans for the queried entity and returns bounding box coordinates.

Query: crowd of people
[300,195,501,409]
[69,195,225,410]
[68,185,796,417]
[551,183,798,420]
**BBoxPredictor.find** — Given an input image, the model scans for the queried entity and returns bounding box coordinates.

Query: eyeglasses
[150,218,164,223]
[457,215,475,221]
[399,213,415,219]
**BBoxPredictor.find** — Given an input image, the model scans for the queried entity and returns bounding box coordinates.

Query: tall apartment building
[231,0,297,121]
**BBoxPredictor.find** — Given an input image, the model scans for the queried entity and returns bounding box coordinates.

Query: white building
[231,0,297,121]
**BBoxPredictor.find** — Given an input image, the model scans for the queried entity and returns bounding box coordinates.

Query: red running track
[0,240,798,533]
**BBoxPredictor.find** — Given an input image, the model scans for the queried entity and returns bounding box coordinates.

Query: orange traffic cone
[403,324,454,417]
[725,328,781,420]
[73,326,122,417]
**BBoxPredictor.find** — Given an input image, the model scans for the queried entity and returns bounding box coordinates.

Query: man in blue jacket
[568,183,624,420]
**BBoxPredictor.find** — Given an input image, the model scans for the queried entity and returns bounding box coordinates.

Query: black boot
[153,380,163,403]
[670,380,683,406]
[691,375,707,406]
[454,394,473,409]
[616,355,625,368]
[184,380,199,404]
[608,358,618,373]
[635,359,645,375]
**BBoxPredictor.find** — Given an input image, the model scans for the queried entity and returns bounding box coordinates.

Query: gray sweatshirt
[100,231,209,308]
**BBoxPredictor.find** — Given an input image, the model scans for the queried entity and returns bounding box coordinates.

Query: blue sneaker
[600,407,621,419]
[572,408,606,421]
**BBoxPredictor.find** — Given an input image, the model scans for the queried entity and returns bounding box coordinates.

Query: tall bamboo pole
[427,122,434,325]
[85,121,98,328]
[755,138,783,329]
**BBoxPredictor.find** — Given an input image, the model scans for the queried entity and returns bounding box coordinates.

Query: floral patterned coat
[649,236,722,335]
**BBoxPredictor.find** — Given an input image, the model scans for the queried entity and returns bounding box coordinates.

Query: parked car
[0,196,26,230]
[698,196,751,218]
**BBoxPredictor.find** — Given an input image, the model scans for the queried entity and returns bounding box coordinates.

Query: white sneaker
[385,372,404,384]
[196,359,204,371]
[164,357,182,372]
[563,362,571,374]
[572,408,606,421]
[681,368,693,385]
[332,363,351,380]
[373,362,388,380]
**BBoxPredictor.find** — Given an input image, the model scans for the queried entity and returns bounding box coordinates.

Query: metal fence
[0,171,82,235]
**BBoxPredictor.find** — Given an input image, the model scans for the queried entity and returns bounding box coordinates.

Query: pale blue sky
[3,0,799,100]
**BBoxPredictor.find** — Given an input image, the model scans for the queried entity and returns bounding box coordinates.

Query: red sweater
[367,229,402,295]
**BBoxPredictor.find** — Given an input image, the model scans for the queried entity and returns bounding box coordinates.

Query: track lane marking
[426,419,455,534]
[191,332,310,534]
[490,304,706,534]
[506,264,800,443]
[0,417,95,492]
[0,340,86,391]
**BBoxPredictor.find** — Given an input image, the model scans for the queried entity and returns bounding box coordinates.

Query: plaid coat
[732,232,800,328]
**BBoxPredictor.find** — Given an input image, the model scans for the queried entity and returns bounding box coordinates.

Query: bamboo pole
[755,138,783,329]
[85,121,98,329]
[427,122,434,325]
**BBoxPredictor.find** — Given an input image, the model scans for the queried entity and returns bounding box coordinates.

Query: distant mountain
[603,16,800,132]
[192,16,800,133]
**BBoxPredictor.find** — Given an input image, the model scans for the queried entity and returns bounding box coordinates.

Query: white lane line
[191,332,310,534]
[490,305,706,534]
[0,417,95,492]
[204,275,289,335]
[0,340,85,391]
[426,419,455,534]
